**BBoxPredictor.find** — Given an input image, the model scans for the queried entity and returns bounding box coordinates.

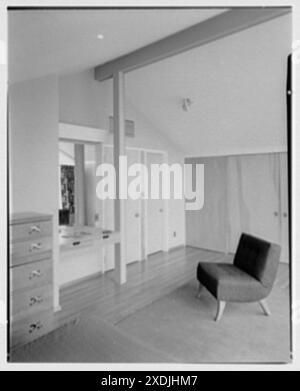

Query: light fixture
[97,34,104,40]
[182,98,193,112]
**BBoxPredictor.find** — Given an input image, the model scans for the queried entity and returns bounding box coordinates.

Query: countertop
[59,225,120,251]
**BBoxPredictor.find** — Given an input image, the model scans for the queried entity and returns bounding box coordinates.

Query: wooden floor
[55,246,228,328]
[12,247,290,363]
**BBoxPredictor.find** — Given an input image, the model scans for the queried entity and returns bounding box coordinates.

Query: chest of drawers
[9,212,54,349]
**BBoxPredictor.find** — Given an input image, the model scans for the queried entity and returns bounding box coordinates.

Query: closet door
[146,151,164,255]
[185,156,228,252]
[103,145,115,271]
[126,149,142,264]
[186,153,288,261]
[227,154,281,252]
[279,152,290,263]
[102,146,142,269]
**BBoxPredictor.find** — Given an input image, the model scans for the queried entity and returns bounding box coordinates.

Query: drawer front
[10,250,52,268]
[11,284,53,320]
[10,236,52,264]
[10,220,52,243]
[10,259,52,292]
[10,310,53,348]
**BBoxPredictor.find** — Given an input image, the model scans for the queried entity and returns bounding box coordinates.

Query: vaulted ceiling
[125,13,291,156]
[9,8,291,156]
[8,8,227,83]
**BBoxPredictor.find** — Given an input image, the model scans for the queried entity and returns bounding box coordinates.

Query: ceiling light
[97,34,104,40]
[182,98,193,112]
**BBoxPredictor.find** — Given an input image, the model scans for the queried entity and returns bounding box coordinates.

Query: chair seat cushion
[197,262,267,302]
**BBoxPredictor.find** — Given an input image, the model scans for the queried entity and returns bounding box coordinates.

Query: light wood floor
[12,247,290,362]
[55,246,228,328]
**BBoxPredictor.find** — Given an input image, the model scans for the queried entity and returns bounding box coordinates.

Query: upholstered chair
[196,233,281,321]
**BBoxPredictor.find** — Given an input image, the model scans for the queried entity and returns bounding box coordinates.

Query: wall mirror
[58,140,100,228]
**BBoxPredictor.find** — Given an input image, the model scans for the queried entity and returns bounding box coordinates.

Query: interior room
[8,7,292,363]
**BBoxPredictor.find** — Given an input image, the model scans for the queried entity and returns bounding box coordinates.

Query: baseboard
[186,245,227,255]
[171,244,187,251]
[186,245,290,265]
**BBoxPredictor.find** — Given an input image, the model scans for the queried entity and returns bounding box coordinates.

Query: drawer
[10,310,53,349]
[10,250,52,268]
[11,284,53,320]
[10,236,52,266]
[10,219,52,243]
[10,259,52,292]
[101,231,120,245]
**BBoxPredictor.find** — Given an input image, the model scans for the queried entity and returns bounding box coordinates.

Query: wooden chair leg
[215,300,226,322]
[196,282,204,299]
[259,299,271,316]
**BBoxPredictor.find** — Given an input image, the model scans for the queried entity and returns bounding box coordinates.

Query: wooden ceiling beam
[94,7,291,82]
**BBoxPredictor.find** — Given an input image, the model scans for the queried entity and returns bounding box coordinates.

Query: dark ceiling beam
[95,7,291,82]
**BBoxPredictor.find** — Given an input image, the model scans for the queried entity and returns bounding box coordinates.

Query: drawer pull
[29,269,41,280]
[29,321,43,333]
[29,225,41,234]
[30,243,43,251]
[29,296,43,306]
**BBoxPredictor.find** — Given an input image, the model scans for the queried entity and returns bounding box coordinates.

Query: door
[146,151,164,255]
[185,156,228,252]
[279,152,290,263]
[102,145,142,270]
[102,145,115,271]
[227,153,282,253]
[232,154,281,246]
[186,153,288,262]
[126,148,142,264]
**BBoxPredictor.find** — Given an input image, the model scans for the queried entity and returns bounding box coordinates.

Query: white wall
[9,75,60,309]
[59,70,186,249]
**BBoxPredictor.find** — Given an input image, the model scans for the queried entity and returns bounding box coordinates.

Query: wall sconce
[182,98,193,112]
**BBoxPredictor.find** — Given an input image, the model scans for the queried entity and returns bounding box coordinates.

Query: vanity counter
[59,226,120,252]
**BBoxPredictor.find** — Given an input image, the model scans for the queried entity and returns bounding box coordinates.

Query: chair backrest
[233,233,281,290]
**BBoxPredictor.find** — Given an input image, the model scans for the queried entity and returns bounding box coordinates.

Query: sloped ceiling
[8,8,227,83]
[9,9,291,156]
[125,13,291,156]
